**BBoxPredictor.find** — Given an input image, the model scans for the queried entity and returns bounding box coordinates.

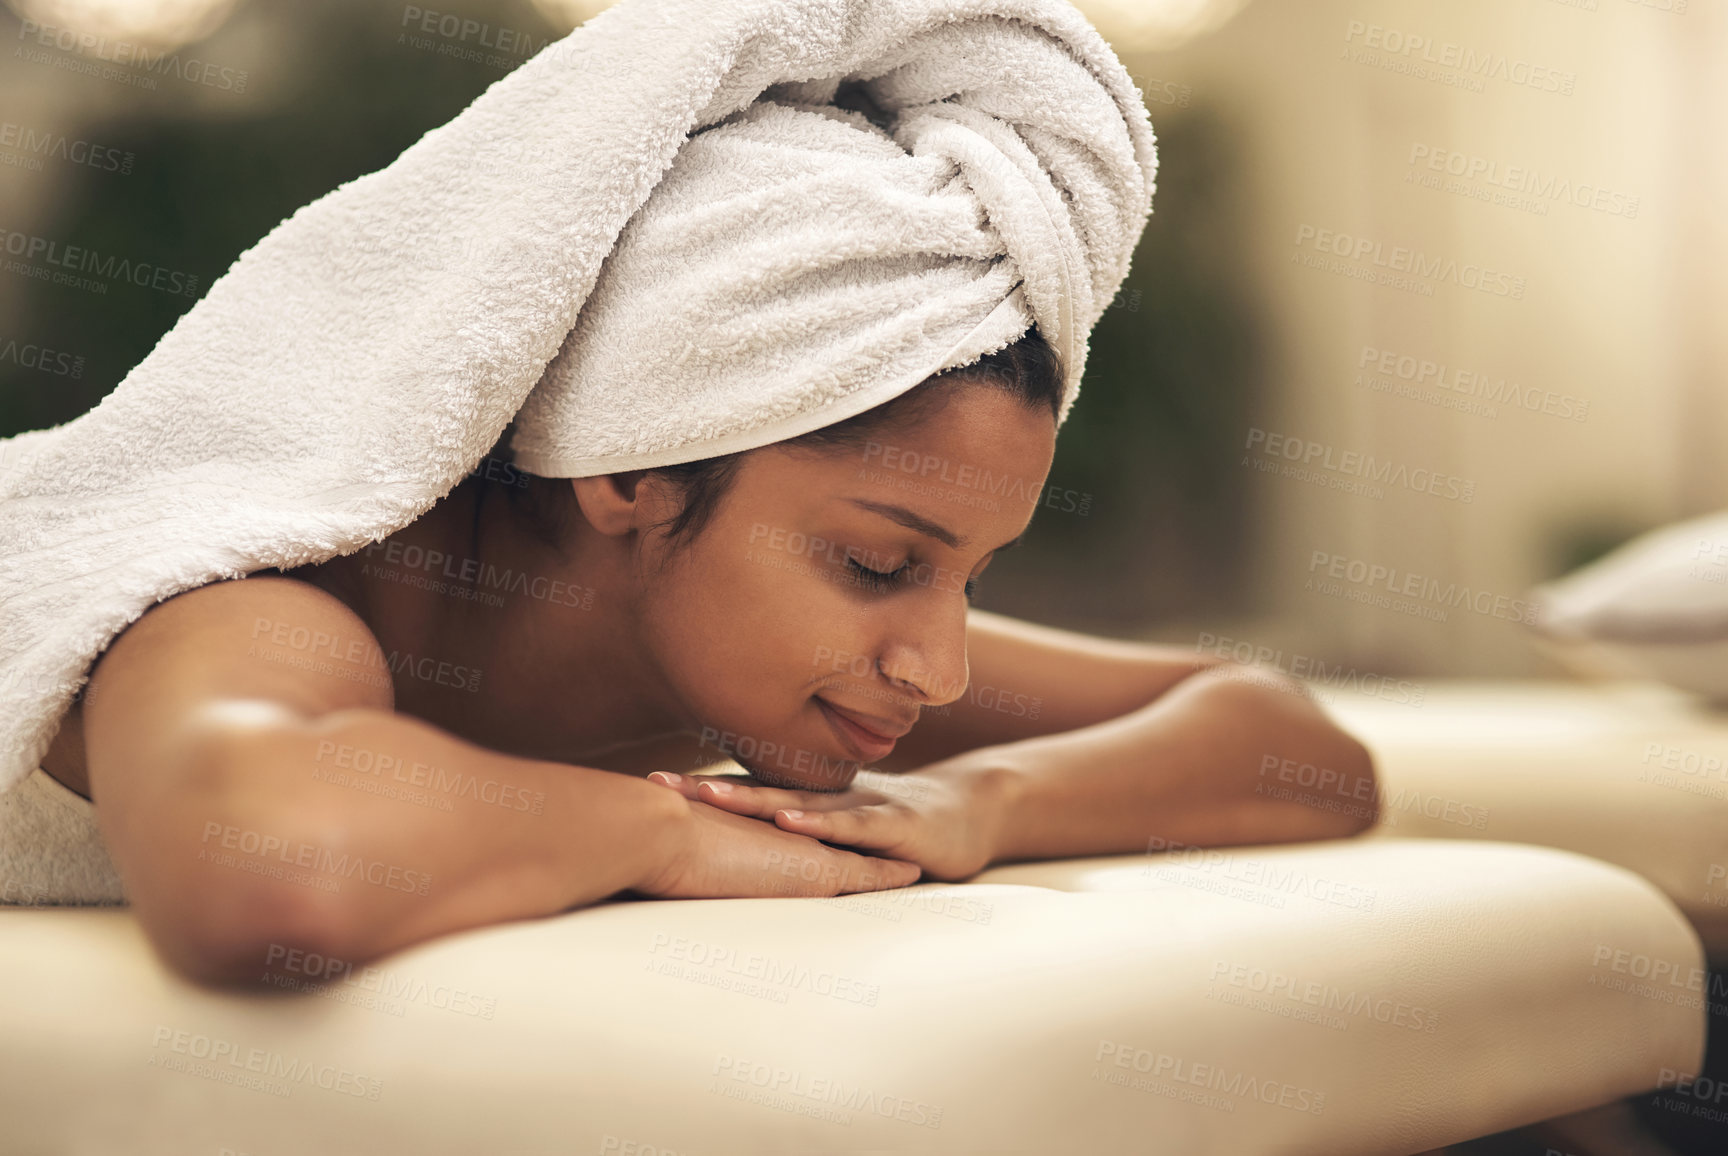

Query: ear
[569,471,652,537]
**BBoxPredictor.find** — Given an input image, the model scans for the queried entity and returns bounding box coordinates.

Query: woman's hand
[629,792,924,900]
[646,762,1017,883]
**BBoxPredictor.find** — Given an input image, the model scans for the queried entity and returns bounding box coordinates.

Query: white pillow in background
[1529,511,1728,701]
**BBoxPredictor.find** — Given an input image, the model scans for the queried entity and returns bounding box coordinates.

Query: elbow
[144,873,361,989]
[127,718,376,987]
[1271,695,1380,838]
[1292,715,1379,838]
[1201,668,1382,839]
[129,807,369,989]
[1331,728,1380,836]
[1253,728,1379,844]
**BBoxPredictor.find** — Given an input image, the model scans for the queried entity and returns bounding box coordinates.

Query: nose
[877,600,969,708]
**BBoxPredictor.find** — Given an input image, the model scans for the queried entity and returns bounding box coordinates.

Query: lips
[816,698,914,761]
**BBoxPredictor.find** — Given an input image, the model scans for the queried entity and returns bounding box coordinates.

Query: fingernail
[780,809,804,820]
[649,772,681,786]
[704,781,733,794]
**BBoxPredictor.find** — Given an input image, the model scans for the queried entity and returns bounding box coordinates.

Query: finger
[653,773,764,809]
[775,805,899,852]
[835,852,922,894]
[694,777,819,819]
[646,771,702,800]
[755,838,917,897]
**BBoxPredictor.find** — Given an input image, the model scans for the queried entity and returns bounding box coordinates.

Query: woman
[33,330,1374,986]
[3,0,1375,987]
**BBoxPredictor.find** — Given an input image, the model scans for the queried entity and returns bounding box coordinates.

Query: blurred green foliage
[0,0,511,436]
[1541,515,1656,580]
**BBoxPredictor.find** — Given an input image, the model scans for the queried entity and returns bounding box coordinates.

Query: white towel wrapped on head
[514,12,1150,473]
[0,0,1157,796]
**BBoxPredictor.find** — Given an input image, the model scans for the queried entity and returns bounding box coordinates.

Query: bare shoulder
[93,575,394,716]
[92,570,395,715]
[52,577,394,797]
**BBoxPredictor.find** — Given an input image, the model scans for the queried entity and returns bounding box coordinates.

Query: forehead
[874,382,1057,460]
[743,387,1058,537]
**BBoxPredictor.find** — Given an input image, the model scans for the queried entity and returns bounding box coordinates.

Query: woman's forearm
[106,705,688,984]
[979,665,1379,866]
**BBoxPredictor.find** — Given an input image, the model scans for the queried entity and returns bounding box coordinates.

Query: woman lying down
[2,0,1376,986]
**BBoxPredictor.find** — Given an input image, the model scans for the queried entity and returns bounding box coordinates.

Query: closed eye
[846,558,980,604]
[846,558,906,591]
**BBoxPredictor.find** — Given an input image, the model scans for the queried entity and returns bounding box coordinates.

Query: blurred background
[1,0,1723,680]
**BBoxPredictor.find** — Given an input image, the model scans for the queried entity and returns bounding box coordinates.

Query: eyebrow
[845,498,1025,555]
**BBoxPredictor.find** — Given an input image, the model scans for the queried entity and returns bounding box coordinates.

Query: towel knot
[509,8,1153,476]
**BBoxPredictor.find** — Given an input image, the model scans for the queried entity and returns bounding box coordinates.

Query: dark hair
[499,327,1063,555]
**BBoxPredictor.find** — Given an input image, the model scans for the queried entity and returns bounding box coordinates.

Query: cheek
[643,546,877,784]
[641,534,836,721]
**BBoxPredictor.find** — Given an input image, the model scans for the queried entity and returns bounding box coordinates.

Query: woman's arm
[983,663,1378,863]
[85,577,915,986]
[870,608,1228,773]
[878,607,1378,852]
[654,611,1377,873]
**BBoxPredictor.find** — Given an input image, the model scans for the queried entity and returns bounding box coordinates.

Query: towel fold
[0,0,1156,794]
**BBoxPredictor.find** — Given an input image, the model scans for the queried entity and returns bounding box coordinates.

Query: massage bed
[1329,680,1728,960]
[0,680,1715,1155]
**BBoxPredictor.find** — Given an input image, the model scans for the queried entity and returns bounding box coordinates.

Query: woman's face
[634,383,1058,790]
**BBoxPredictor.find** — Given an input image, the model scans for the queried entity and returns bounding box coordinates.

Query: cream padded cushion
[1330,681,1728,956]
[0,839,1702,1156]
